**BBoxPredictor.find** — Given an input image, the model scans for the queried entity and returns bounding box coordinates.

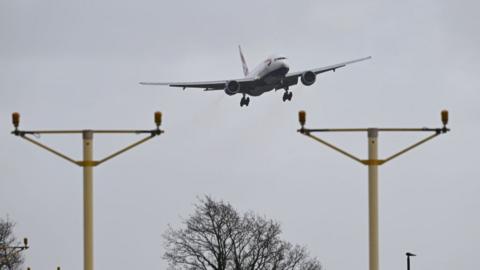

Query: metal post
[406,252,415,270]
[368,128,379,270]
[83,130,94,270]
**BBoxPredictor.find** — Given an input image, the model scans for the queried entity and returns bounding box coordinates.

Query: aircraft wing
[140,77,255,91]
[286,56,372,79]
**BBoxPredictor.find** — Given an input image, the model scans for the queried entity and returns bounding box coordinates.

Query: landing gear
[282,91,293,102]
[240,95,250,107]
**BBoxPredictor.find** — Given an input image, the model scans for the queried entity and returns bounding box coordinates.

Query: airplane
[140,46,371,107]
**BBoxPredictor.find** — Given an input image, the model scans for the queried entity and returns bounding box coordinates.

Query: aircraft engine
[301,71,316,86]
[225,80,240,95]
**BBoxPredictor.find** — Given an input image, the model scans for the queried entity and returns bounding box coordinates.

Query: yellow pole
[368,128,379,270]
[82,130,94,270]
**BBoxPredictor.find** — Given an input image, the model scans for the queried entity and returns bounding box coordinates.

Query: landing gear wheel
[282,91,291,102]
[240,96,250,107]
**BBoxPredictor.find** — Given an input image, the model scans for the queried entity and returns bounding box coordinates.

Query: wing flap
[140,77,256,91]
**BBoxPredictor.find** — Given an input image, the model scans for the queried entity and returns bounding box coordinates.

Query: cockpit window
[274,57,287,61]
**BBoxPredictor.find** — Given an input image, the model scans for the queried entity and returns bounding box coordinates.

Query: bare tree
[163,196,321,270]
[0,218,25,270]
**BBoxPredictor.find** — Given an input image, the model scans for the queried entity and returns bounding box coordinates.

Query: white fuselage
[246,55,290,96]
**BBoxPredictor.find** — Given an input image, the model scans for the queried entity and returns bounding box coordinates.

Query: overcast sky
[1,0,479,269]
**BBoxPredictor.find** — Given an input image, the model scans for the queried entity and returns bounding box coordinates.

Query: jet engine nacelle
[301,71,316,86]
[225,80,240,95]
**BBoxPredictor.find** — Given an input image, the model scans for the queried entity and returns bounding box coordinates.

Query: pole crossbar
[15,131,162,167]
[84,129,161,134]
[13,129,161,135]
[300,127,448,133]
[0,240,29,266]
[300,127,447,167]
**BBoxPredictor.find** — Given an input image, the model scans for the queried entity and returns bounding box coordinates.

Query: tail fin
[238,45,249,77]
